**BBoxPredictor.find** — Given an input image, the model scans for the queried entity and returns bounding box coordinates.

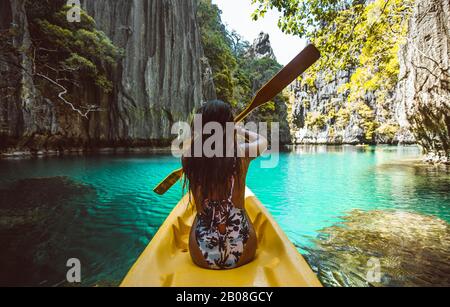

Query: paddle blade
[235,44,321,122]
[153,168,184,195]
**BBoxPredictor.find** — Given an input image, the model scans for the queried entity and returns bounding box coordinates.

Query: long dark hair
[182,100,241,210]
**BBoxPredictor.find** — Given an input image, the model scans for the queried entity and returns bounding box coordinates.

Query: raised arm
[236,126,268,160]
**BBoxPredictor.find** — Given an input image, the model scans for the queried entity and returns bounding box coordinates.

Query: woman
[182,100,268,270]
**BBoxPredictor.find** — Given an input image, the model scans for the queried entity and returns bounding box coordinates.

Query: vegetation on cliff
[252,0,414,144]
[197,0,238,105]
[252,0,412,100]
[198,0,281,110]
[197,0,292,142]
[0,1,122,119]
[26,1,122,115]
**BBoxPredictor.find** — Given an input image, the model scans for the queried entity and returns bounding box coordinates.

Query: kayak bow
[121,188,322,287]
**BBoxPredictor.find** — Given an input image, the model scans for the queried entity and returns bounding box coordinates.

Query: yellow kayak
[121,188,322,287]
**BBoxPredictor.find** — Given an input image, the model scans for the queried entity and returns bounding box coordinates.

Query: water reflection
[287,144,371,154]
[375,160,450,221]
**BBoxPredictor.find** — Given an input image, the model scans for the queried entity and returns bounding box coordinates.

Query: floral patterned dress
[195,176,250,269]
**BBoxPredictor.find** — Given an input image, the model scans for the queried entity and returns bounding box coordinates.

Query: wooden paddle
[153,44,321,195]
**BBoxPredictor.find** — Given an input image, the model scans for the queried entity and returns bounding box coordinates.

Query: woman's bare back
[189,158,257,269]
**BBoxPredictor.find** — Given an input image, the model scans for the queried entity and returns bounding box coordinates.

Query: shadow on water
[0,174,170,287]
[0,177,98,286]
[0,154,184,287]
[302,209,450,287]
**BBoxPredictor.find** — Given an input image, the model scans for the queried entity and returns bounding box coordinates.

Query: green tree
[236,56,282,111]
[197,0,237,105]
[251,0,414,141]
[197,0,290,141]
[24,1,122,116]
[251,0,412,94]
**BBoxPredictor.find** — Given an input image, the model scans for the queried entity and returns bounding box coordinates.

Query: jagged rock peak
[247,32,276,60]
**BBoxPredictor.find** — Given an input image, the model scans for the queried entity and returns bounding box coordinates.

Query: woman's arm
[236,126,268,159]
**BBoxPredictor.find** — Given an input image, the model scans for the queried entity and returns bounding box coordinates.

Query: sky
[211,0,306,65]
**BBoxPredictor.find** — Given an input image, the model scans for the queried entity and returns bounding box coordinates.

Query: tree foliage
[251,0,412,97]
[252,0,414,141]
[197,0,237,105]
[26,1,122,94]
[198,0,285,118]
[237,56,283,115]
[197,0,291,142]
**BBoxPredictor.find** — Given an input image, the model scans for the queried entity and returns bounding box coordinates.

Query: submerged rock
[0,177,97,286]
[0,176,95,210]
[307,210,450,287]
[0,176,96,234]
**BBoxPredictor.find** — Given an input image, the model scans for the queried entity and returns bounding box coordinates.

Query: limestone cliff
[288,0,449,156]
[243,32,292,144]
[245,32,276,61]
[0,0,215,154]
[289,70,365,145]
[289,70,416,145]
[396,0,449,163]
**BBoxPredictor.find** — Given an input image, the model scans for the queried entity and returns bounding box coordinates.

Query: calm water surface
[0,145,448,286]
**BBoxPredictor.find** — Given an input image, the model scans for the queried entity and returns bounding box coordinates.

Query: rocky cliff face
[246,32,276,60]
[0,0,46,150]
[289,0,449,155]
[0,0,215,154]
[289,70,416,145]
[289,70,362,144]
[244,32,292,144]
[396,0,449,163]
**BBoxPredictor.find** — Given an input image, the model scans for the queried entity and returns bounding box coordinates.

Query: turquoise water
[0,145,449,286]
